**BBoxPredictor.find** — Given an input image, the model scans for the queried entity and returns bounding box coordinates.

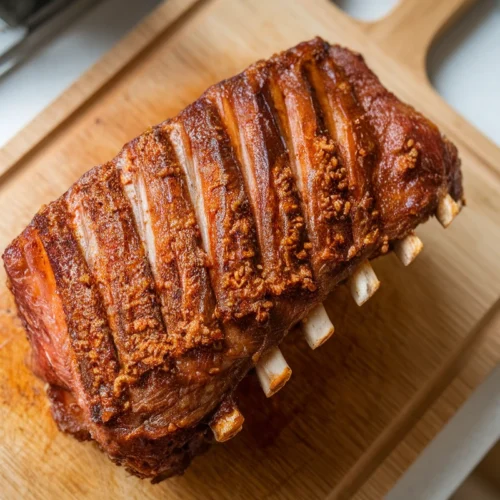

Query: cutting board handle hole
[329,0,400,22]
[427,0,500,145]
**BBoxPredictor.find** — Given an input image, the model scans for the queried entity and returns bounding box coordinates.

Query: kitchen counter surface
[0,1,498,498]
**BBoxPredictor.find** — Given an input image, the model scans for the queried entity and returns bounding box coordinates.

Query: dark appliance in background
[0,0,100,77]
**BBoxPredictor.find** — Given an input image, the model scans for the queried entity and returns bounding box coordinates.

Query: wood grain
[0,0,204,179]
[0,0,499,498]
[356,302,500,500]
[365,0,478,76]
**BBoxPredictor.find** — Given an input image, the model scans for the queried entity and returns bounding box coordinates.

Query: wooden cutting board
[1,0,499,498]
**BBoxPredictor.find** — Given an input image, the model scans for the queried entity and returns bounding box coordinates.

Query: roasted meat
[2,38,463,481]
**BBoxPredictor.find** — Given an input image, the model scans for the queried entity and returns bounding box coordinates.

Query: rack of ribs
[2,37,463,481]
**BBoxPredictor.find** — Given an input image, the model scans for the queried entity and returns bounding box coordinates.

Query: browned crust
[3,228,70,388]
[330,44,463,237]
[271,45,355,286]
[2,37,463,481]
[179,98,271,323]
[33,199,121,422]
[67,163,170,383]
[119,128,223,355]
[212,68,316,298]
[312,47,381,254]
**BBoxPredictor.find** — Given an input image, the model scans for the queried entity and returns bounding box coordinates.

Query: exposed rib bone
[210,406,245,443]
[437,194,460,228]
[394,234,424,266]
[256,346,292,397]
[302,303,334,349]
[348,260,380,306]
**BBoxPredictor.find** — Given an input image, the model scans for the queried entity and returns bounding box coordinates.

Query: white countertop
[0,0,162,147]
[0,1,499,498]
[1,0,499,148]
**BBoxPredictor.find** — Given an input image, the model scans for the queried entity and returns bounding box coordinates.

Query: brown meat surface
[2,38,463,481]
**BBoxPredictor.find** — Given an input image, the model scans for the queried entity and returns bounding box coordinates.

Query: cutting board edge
[338,297,500,498]
[0,0,207,180]
[0,0,499,497]
[1,0,500,183]
[356,299,500,499]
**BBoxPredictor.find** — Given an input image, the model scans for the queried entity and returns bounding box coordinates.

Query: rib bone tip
[256,346,292,398]
[210,406,245,443]
[348,260,380,306]
[302,303,334,350]
[394,234,424,266]
[437,194,460,228]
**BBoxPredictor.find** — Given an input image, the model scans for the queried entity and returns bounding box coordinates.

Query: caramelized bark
[178,99,270,324]
[67,163,170,384]
[33,200,120,421]
[4,227,72,389]
[271,48,354,288]
[330,45,462,238]
[3,37,463,481]
[117,127,223,355]
[309,45,380,254]
[213,69,316,298]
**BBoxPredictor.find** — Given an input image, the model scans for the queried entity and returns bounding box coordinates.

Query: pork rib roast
[2,38,463,481]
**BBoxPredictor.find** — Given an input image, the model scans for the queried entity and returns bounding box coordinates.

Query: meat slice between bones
[2,37,463,481]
